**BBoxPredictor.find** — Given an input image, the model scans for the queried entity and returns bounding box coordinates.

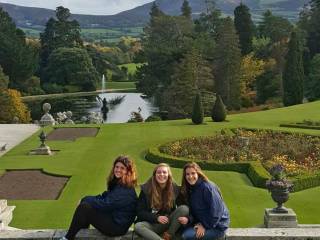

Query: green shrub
[212,95,227,122]
[145,115,162,122]
[145,146,269,189]
[192,93,204,124]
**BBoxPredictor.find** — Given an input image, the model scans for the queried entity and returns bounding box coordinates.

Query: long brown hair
[107,155,137,189]
[181,162,209,200]
[148,163,174,211]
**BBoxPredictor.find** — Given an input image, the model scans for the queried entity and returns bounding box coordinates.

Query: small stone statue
[40,103,55,126]
[64,111,74,124]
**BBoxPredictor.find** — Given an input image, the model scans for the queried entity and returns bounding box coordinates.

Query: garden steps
[1,228,320,239]
[0,200,15,229]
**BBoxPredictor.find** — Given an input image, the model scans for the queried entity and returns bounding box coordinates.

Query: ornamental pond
[26,92,158,123]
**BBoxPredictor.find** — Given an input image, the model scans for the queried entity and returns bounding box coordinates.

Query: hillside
[0,0,309,29]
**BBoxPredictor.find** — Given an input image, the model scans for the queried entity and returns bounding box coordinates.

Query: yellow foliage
[240,53,266,95]
[0,89,31,123]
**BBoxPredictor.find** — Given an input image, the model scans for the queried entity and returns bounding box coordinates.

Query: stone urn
[266,165,293,213]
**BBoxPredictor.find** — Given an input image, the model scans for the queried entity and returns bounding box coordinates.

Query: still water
[27,93,158,123]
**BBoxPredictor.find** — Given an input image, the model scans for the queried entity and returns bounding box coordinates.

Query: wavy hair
[148,163,174,211]
[107,155,137,189]
[180,162,209,201]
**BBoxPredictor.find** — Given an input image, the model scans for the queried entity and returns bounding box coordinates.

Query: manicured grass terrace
[1,101,320,229]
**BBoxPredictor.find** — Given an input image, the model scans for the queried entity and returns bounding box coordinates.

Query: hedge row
[292,173,320,192]
[145,146,270,189]
[146,139,320,192]
[280,124,320,130]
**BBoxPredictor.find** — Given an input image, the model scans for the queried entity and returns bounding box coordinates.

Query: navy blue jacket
[188,179,229,231]
[82,184,137,229]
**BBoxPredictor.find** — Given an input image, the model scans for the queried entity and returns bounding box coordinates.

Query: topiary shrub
[192,92,204,124]
[211,94,227,122]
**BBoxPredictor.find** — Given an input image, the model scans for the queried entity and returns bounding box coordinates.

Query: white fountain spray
[101,74,106,92]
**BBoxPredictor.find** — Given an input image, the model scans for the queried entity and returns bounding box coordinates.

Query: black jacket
[81,184,137,229]
[136,181,181,223]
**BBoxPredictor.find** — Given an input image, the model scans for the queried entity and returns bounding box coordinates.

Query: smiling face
[185,167,199,186]
[155,166,169,187]
[113,162,128,179]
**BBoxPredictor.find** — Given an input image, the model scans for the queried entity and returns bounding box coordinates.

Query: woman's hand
[178,216,188,225]
[194,223,205,239]
[157,215,169,224]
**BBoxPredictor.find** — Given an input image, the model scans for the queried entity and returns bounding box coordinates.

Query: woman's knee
[181,227,195,240]
[176,205,189,216]
[134,221,148,233]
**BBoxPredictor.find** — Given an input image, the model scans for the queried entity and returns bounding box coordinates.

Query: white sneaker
[59,237,68,240]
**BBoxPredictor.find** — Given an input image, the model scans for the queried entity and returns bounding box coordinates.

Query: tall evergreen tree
[163,50,199,119]
[149,2,164,26]
[300,0,320,57]
[305,54,320,101]
[258,10,293,43]
[214,17,241,110]
[0,65,9,89]
[181,0,192,20]
[137,7,193,109]
[40,6,82,78]
[283,31,304,106]
[234,3,254,55]
[0,8,38,91]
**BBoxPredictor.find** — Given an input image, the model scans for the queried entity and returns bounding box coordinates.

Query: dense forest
[135,0,320,118]
[1,0,320,123]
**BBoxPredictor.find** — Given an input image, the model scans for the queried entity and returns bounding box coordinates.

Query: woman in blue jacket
[60,156,138,240]
[179,162,229,240]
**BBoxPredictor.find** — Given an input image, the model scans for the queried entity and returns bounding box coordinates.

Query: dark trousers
[65,202,127,240]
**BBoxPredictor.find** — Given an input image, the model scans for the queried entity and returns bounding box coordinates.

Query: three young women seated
[60,157,229,240]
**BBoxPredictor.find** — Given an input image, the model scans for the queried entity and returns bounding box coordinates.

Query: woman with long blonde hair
[179,162,229,240]
[135,163,188,240]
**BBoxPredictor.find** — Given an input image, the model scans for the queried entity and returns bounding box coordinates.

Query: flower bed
[146,129,320,191]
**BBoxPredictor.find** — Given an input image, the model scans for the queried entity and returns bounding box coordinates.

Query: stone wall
[1,228,320,240]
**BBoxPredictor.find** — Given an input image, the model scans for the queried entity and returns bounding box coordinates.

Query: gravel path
[0,124,40,157]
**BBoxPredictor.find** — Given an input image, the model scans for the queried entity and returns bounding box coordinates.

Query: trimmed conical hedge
[192,92,204,124]
[212,95,227,122]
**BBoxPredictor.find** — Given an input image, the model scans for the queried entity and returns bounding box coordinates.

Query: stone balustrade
[0,200,15,229]
[1,227,320,240]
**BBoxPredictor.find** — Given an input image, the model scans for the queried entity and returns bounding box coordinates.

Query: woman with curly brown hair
[135,163,189,240]
[59,156,138,240]
[179,162,229,240]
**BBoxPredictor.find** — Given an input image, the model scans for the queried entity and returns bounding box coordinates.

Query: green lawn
[106,81,136,90]
[118,63,145,75]
[1,101,320,229]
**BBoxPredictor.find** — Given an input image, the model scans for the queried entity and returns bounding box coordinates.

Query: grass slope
[1,101,320,229]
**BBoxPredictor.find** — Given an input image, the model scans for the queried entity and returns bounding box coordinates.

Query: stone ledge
[1,228,320,240]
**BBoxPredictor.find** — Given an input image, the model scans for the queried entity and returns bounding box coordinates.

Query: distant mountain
[0,0,308,29]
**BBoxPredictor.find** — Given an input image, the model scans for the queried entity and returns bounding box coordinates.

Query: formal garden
[0,100,319,230]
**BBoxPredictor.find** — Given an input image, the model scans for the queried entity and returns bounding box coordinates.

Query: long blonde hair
[148,163,174,211]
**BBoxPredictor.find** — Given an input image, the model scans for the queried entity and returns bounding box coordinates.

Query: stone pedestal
[264,208,298,228]
[0,200,15,229]
[29,145,52,155]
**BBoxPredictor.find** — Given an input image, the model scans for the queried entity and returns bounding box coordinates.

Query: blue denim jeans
[181,226,225,240]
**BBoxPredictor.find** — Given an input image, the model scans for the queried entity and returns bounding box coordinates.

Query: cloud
[0,0,153,15]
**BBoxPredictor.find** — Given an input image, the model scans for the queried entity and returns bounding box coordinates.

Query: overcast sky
[0,0,154,15]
